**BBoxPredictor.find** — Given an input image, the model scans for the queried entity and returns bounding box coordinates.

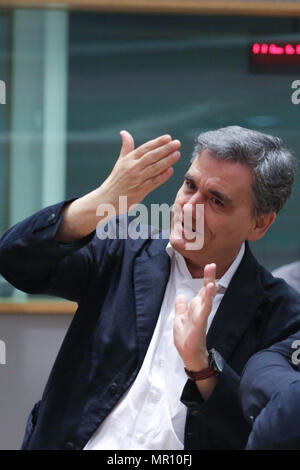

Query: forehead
[188,150,254,201]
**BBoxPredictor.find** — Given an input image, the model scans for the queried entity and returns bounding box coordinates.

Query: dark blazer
[272,261,300,294]
[1,200,300,450]
[240,334,300,449]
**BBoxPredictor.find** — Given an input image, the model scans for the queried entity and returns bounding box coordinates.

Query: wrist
[184,349,224,382]
[183,351,209,372]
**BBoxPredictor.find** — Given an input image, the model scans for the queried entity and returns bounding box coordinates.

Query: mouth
[180,222,200,241]
[182,222,197,234]
[172,215,203,241]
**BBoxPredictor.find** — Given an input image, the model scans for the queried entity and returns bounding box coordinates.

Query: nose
[182,192,203,220]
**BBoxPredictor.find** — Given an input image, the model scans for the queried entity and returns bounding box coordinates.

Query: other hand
[173,263,219,371]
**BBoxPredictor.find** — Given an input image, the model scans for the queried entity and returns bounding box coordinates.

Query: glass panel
[0,11,12,297]
[1,10,300,302]
[0,9,68,299]
[0,11,10,237]
[67,12,300,270]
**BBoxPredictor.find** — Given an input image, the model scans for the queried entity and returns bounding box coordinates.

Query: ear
[247,212,277,242]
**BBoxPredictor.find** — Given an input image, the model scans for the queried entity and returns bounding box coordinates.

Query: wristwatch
[184,348,224,381]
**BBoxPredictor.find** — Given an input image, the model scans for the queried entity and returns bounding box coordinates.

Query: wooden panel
[0,0,299,17]
[0,300,77,314]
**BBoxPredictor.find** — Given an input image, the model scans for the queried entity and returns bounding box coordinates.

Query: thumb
[119,130,135,157]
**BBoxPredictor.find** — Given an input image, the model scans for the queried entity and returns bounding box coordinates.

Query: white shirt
[84,242,245,450]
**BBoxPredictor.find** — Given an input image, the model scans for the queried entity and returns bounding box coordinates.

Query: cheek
[202,208,231,239]
[173,187,186,205]
[202,205,215,228]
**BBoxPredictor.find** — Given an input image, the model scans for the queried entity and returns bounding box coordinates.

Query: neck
[184,246,242,279]
[184,259,229,279]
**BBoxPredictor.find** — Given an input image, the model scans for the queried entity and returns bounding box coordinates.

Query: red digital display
[252,43,300,56]
[249,42,300,73]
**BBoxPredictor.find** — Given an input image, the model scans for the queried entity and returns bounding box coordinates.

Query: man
[240,333,300,449]
[0,126,299,450]
[272,261,300,294]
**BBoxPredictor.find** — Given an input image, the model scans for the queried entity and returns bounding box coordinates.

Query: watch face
[210,349,224,373]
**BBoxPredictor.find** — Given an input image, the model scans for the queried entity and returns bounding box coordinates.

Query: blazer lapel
[206,242,268,361]
[133,238,171,365]
[133,238,268,366]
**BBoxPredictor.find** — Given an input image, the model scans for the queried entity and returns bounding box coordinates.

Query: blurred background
[0,0,300,449]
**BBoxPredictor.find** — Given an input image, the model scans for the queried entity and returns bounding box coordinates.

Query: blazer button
[109,383,118,395]
[64,441,75,450]
[48,213,56,224]
[191,409,203,416]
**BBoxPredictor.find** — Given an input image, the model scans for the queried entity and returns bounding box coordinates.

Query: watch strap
[184,365,218,381]
[184,349,221,381]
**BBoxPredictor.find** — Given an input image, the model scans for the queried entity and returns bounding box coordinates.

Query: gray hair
[192,126,297,216]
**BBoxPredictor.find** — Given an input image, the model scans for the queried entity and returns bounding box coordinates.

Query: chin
[169,233,184,251]
[170,232,204,254]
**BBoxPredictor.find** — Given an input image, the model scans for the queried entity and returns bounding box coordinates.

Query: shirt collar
[166,241,245,290]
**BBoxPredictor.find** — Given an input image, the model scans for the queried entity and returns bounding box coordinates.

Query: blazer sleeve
[181,361,252,449]
[0,200,108,303]
[240,335,300,449]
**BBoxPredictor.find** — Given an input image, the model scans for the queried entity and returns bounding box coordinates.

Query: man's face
[170,149,258,270]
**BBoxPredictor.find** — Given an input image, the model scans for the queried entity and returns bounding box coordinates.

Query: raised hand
[101,130,181,212]
[56,131,181,242]
[173,263,219,371]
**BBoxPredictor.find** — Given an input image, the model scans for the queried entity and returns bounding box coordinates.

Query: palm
[173,263,219,369]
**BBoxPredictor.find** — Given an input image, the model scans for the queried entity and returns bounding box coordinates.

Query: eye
[211,197,224,207]
[184,179,196,190]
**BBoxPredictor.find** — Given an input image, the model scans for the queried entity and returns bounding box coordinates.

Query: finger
[213,280,219,296]
[119,130,135,158]
[175,294,188,316]
[196,283,215,320]
[142,150,181,180]
[189,290,212,330]
[203,281,219,311]
[143,166,174,193]
[203,263,216,289]
[194,286,205,301]
[133,134,172,159]
[205,264,219,297]
[137,139,181,170]
[206,282,217,301]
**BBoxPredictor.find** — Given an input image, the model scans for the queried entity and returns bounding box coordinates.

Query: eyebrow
[184,173,233,204]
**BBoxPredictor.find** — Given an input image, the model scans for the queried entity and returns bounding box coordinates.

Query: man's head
[170,126,297,277]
